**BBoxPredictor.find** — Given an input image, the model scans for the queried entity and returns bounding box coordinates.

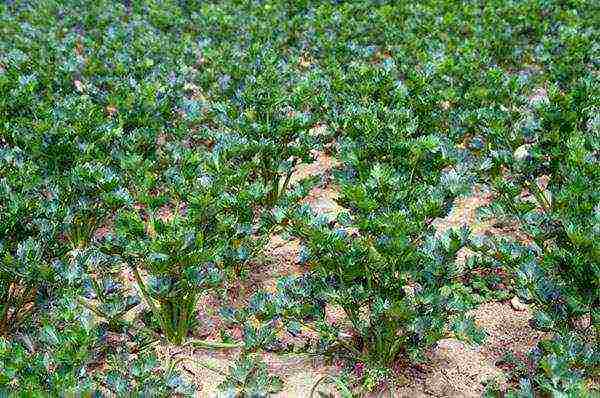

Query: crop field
[0,0,598,396]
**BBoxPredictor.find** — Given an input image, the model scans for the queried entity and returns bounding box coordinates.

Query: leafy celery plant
[104,210,223,345]
[210,47,317,207]
[474,74,599,393]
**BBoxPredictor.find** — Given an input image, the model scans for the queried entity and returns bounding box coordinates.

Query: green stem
[527,180,551,213]
[131,265,155,312]
[278,157,298,200]
[131,265,172,338]
[310,375,352,398]
[183,339,244,349]
[171,356,230,378]
[77,297,108,319]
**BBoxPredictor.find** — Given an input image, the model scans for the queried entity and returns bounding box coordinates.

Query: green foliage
[78,249,140,331]
[0,294,98,394]
[0,146,59,336]
[99,153,262,343]
[478,79,599,328]
[106,210,222,345]
[102,350,194,396]
[529,333,599,396]
[209,47,318,207]
[0,239,53,335]
[487,333,599,397]
[0,0,597,395]
[292,218,474,366]
[472,57,599,395]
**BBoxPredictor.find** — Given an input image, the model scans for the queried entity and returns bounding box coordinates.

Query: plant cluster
[1,0,597,396]
[472,64,599,395]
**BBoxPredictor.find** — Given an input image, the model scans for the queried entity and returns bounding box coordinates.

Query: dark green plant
[273,47,475,389]
[473,66,599,393]
[0,239,53,336]
[100,145,263,343]
[526,333,599,396]
[486,333,599,397]
[0,293,99,394]
[1,0,598,393]
[101,350,194,397]
[292,219,477,367]
[103,210,224,345]
[209,47,317,207]
[78,252,141,331]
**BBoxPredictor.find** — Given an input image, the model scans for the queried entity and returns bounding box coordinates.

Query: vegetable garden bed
[1,0,598,396]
